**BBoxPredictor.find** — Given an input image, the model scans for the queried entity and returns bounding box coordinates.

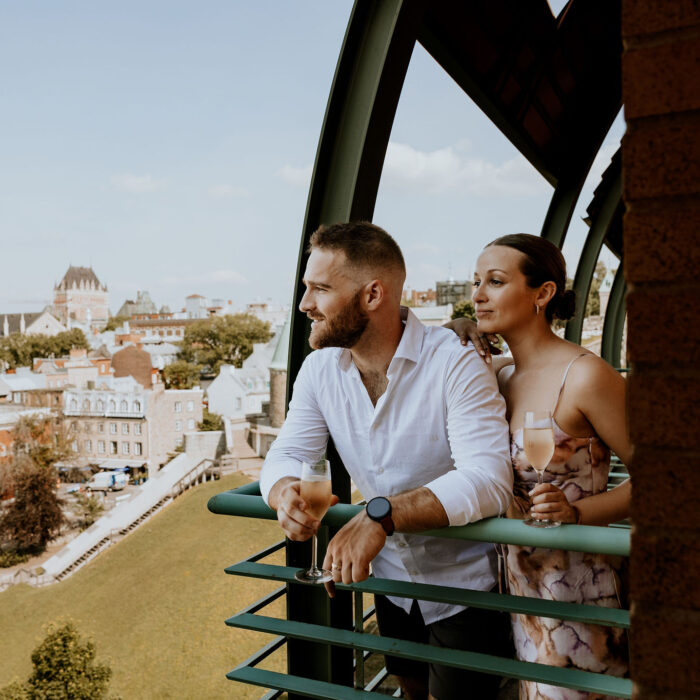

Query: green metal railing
[209,482,632,699]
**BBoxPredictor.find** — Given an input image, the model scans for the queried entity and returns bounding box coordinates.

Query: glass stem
[310,534,319,573]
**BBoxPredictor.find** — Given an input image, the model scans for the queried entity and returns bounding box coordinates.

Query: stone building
[52,265,109,328]
[116,290,158,319]
[0,311,65,338]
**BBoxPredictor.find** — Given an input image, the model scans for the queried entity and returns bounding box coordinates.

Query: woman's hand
[528,483,578,523]
[442,317,501,363]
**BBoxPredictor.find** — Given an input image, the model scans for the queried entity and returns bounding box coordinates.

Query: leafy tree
[450,300,476,321]
[71,493,104,530]
[198,408,223,431]
[0,329,89,370]
[100,315,130,332]
[162,360,202,389]
[178,314,272,374]
[585,261,607,318]
[0,622,113,700]
[0,416,69,554]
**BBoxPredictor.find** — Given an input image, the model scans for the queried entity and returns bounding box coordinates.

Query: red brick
[623,0,700,38]
[632,684,700,699]
[630,605,700,691]
[623,38,700,118]
[624,204,700,284]
[630,529,700,608]
[623,113,700,201]
[629,450,700,530]
[626,288,700,365]
[628,375,700,449]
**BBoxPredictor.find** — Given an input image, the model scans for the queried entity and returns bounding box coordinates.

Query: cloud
[585,141,620,191]
[276,164,312,187]
[208,184,250,199]
[382,142,548,197]
[160,269,248,286]
[110,173,165,194]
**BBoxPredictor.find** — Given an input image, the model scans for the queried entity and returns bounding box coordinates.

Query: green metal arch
[601,264,627,368]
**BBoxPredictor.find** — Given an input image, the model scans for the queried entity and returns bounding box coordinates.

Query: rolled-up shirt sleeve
[424,348,513,526]
[259,353,330,505]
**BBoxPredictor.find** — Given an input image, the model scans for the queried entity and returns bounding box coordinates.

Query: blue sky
[1,1,622,316]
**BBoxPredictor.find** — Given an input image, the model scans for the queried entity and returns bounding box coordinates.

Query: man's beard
[308,290,369,350]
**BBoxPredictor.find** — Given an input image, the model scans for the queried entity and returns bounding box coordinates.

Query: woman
[449,234,630,699]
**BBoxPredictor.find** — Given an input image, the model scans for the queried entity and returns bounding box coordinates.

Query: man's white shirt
[260,309,512,624]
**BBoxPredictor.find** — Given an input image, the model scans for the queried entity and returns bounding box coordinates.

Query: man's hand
[322,510,387,597]
[268,476,339,541]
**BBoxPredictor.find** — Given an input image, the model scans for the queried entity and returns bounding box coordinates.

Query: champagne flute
[295,457,333,583]
[523,410,560,528]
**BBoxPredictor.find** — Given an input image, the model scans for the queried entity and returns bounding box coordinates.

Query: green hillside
[0,473,286,699]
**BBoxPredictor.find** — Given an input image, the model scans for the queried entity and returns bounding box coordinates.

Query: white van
[86,471,128,492]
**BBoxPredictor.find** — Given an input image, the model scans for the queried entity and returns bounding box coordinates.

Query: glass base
[523,516,561,528]
[295,567,332,584]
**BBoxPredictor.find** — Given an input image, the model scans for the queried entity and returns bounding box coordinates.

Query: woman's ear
[536,281,557,309]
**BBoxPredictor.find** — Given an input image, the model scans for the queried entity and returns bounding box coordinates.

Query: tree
[100,315,129,332]
[0,329,89,370]
[0,622,113,700]
[0,416,69,554]
[198,408,223,431]
[451,299,476,321]
[71,493,104,531]
[585,261,607,318]
[178,314,272,374]
[162,360,202,389]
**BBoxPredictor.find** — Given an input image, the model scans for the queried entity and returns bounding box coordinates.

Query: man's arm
[260,353,331,541]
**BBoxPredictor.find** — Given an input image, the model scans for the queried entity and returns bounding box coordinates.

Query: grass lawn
[0,473,287,699]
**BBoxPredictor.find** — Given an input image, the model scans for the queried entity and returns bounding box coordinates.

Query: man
[260,221,513,700]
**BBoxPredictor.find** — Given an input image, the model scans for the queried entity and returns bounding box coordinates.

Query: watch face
[367,497,390,520]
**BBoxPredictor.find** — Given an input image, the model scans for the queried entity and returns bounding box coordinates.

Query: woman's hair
[486,233,576,322]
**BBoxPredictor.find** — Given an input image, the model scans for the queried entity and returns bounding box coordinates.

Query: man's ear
[363,279,384,310]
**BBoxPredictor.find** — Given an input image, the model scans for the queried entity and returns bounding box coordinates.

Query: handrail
[207,482,630,557]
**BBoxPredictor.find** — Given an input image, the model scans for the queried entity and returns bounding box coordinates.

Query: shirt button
[377,467,384,474]
[399,541,407,548]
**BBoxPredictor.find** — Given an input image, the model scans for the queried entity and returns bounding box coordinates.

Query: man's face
[299,248,369,350]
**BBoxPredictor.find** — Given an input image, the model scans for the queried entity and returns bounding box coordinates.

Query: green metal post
[601,264,627,367]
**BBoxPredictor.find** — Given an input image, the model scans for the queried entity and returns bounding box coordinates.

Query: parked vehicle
[86,471,128,492]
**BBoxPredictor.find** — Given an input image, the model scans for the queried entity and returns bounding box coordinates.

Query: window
[134,423,142,435]
[122,423,129,435]
[187,419,195,430]
[134,442,142,456]
[98,423,105,433]
[120,400,128,411]
[97,399,104,411]
[110,423,117,434]
[71,421,78,433]
[187,400,194,412]
[235,397,242,411]
[98,440,105,454]
[84,422,91,433]
[174,401,182,413]
[175,420,182,432]
[84,440,92,452]
[133,400,141,412]
[110,441,118,455]
[72,440,78,452]
[109,400,116,411]
[122,442,130,455]
[70,398,78,411]
[82,399,91,411]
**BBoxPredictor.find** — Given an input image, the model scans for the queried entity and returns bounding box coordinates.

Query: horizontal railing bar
[238,585,286,616]
[209,485,630,556]
[228,613,632,698]
[248,540,286,563]
[234,634,287,672]
[225,561,629,629]
[228,666,386,699]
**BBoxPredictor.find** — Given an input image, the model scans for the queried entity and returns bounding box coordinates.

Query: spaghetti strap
[552,353,590,416]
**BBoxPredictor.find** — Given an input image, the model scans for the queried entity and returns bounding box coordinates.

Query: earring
[535,305,540,316]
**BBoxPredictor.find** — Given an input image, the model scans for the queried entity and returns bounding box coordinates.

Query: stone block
[629,450,700,530]
[624,204,700,283]
[630,529,700,608]
[630,604,700,692]
[624,38,700,119]
[622,0,700,38]
[626,288,700,364]
[628,375,700,449]
[623,113,700,201]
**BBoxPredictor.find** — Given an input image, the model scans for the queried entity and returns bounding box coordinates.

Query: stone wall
[623,2,700,697]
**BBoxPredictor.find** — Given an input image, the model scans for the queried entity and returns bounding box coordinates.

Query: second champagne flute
[295,458,333,583]
[523,410,560,528]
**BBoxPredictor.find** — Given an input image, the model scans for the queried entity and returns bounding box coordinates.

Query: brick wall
[622,2,700,696]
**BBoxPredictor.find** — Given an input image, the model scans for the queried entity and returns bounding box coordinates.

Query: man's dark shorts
[374,593,512,700]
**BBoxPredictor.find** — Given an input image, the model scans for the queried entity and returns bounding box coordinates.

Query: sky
[0,0,623,316]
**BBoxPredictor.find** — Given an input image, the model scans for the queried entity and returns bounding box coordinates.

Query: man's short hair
[308,221,406,276]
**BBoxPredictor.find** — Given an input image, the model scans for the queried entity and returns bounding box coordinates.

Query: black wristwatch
[366,497,395,536]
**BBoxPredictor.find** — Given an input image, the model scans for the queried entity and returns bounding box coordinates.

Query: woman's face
[472,245,538,335]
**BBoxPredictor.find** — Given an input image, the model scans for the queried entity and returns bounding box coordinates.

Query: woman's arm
[442,316,502,363]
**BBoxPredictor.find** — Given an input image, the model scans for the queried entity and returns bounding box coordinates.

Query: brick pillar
[622,2,700,697]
